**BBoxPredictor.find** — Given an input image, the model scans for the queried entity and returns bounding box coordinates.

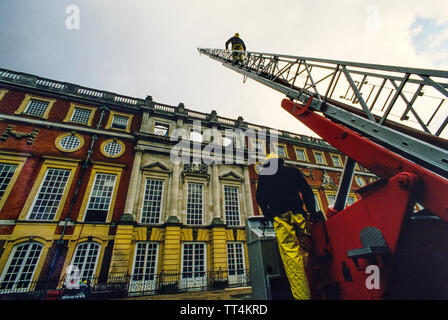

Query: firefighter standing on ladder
[256,153,317,300]
[225,33,246,65]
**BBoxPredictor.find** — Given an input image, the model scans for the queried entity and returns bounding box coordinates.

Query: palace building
[0,68,375,298]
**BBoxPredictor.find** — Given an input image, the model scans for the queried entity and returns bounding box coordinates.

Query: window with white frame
[141,178,164,224]
[28,168,71,221]
[71,107,92,124]
[224,186,241,226]
[0,163,18,200]
[355,176,366,187]
[84,173,117,222]
[0,242,43,292]
[313,193,321,212]
[111,115,129,130]
[103,141,123,157]
[295,148,307,161]
[227,242,245,276]
[153,123,169,136]
[186,182,203,225]
[331,155,343,167]
[132,242,159,281]
[326,194,336,207]
[253,141,264,154]
[59,135,82,151]
[70,242,101,283]
[314,152,326,164]
[277,145,287,158]
[24,99,50,117]
[182,243,206,279]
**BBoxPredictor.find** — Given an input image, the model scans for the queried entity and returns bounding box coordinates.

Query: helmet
[234,33,239,37]
[263,153,279,165]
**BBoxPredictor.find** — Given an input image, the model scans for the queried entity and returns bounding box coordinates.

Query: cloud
[0,0,447,138]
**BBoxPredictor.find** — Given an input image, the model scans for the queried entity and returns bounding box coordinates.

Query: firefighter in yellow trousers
[225,33,246,65]
[256,153,317,300]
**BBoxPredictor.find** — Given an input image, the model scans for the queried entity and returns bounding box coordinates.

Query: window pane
[71,108,92,124]
[0,163,17,199]
[71,242,100,283]
[85,173,116,222]
[25,99,49,117]
[111,115,129,130]
[182,243,205,278]
[28,168,71,221]
[296,149,306,161]
[0,242,43,291]
[315,152,325,164]
[141,179,163,224]
[331,155,342,167]
[153,124,169,136]
[132,242,158,281]
[103,141,122,156]
[186,183,203,225]
[224,186,240,226]
[277,146,286,158]
[59,135,81,151]
[227,242,245,276]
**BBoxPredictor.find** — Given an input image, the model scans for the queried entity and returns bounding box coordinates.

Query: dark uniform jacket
[256,159,316,221]
[225,36,246,51]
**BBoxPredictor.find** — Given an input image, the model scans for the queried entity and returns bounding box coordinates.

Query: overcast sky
[0,0,447,138]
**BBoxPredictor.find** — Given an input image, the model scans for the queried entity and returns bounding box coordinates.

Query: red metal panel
[281,98,448,222]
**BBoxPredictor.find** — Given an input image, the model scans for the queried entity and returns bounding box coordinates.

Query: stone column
[169,161,181,217]
[123,150,142,220]
[212,163,220,219]
[243,166,254,219]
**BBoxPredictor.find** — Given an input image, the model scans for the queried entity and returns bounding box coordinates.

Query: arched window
[0,242,44,292]
[70,242,101,283]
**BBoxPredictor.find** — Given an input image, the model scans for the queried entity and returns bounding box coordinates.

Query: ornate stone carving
[0,124,39,145]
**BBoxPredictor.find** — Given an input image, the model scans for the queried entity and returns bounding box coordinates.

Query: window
[355,176,366,187]
[326,194,336,207]
[331,154,343,167]
[84,173,117,222]
[27,168,71,221]
[63,104,96,126]
[181,243,206,280]
[313,192,322,212]
[0,163,18,200]
[153,123,169,136]
[55,133,84,153]
[132,242,159,282]
[100,139,125,158]
[314,151,326,165]
[294,147,308,162]
[0,242,44,292]
[15,94,56,119]
[70,242,101,283]
[253,141,264,154]
[111,115,129,130]
[276,144,288,158]
[105,111,133,132]
[224,186,241,226]
[141,179,164,224]
[186,182,203,225]
[227,242,246,284]
[347,196,356,206]
[71,108,92,124]
[190,131,203,143]
[78,164,123,223]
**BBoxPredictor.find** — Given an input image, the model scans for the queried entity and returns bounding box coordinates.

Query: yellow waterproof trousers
[273,211,311,300]
[232,44,244,63]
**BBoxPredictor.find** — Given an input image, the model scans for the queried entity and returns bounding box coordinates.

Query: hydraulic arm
[199,48,448,299]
